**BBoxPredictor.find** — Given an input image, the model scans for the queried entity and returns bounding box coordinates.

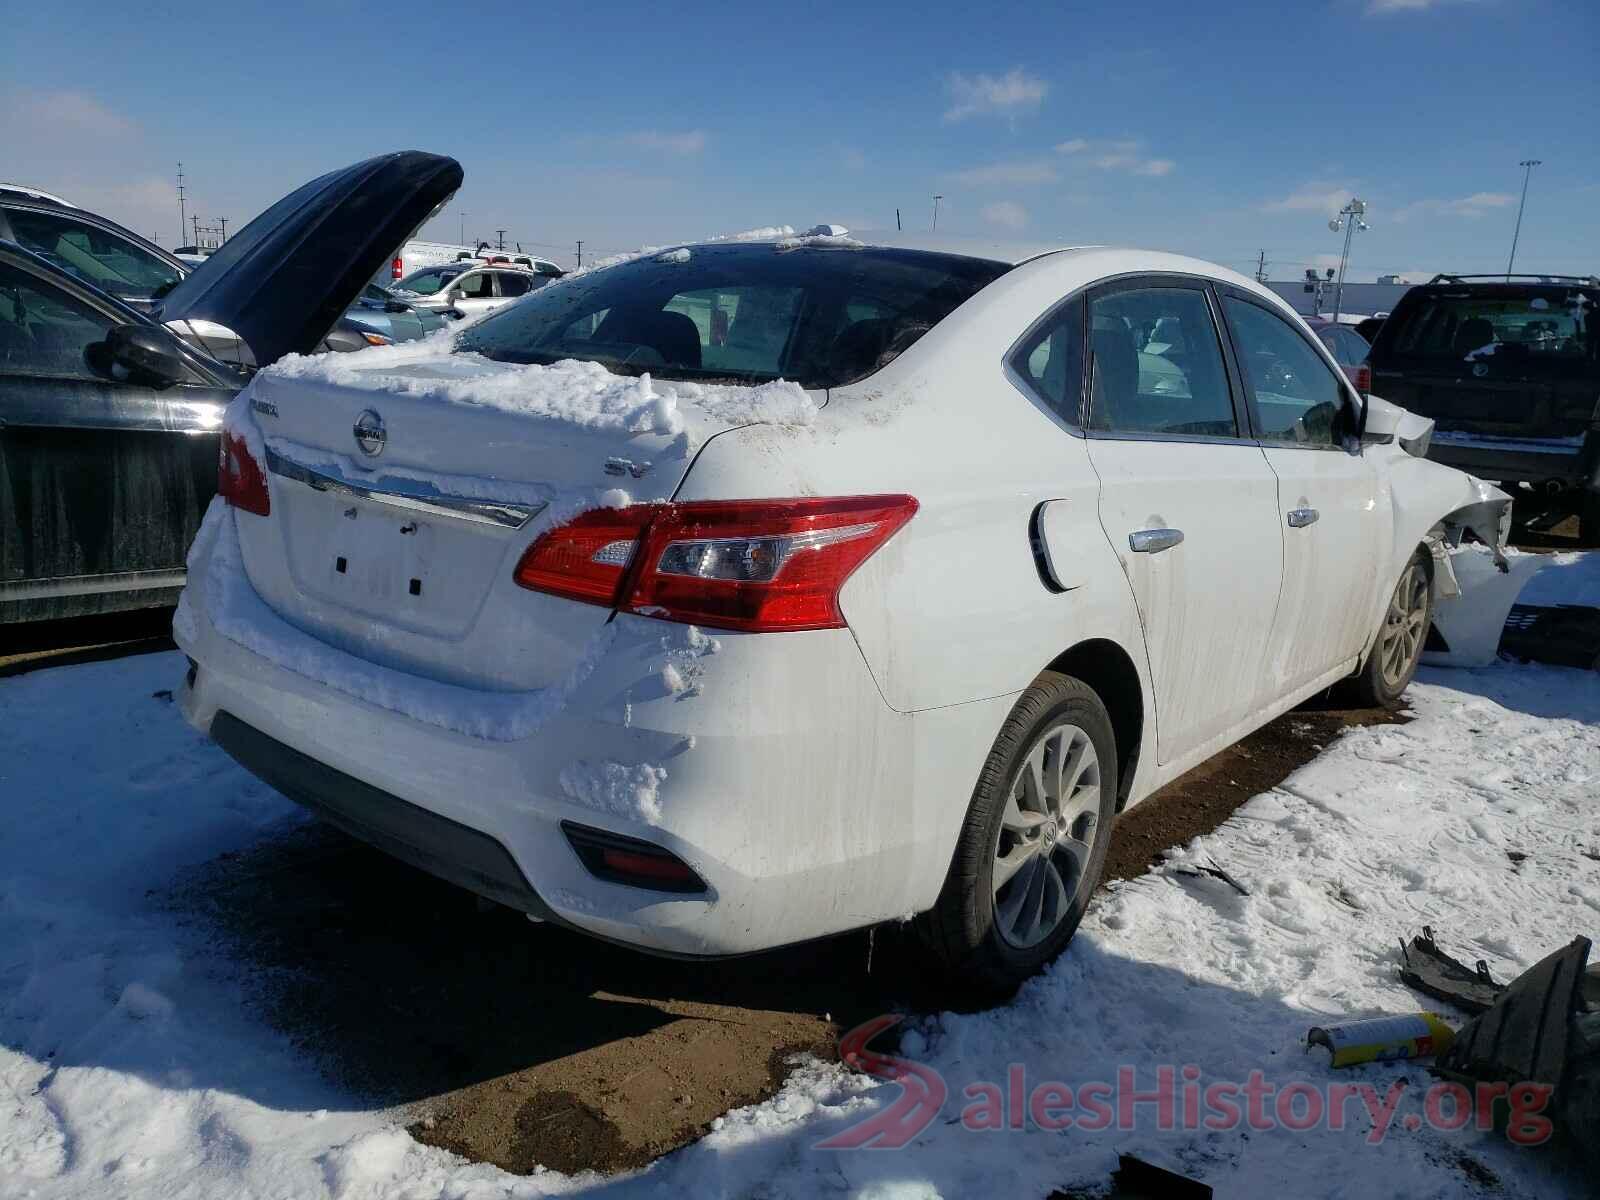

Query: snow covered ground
[2,566,1598,1198]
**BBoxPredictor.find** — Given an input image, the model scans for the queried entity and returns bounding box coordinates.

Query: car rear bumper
[174,510,1009,956]
[1426,430,1600,491]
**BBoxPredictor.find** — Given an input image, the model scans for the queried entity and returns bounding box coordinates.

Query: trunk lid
[157,151,462,369]
[234,351,820,692]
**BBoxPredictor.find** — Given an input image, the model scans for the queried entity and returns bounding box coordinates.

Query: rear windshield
[1379,286,1597,377]
[456,242,1010,388]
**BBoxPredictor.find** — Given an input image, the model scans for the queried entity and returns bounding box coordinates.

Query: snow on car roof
[689,227,1091,266]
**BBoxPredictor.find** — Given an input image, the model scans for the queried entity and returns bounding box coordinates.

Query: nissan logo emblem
[353,409,386,457]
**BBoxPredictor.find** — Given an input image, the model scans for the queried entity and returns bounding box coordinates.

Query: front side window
[1224,297,1346,446]
[0,262,114,377]
[457,243,1009,388]
[458,271,494,299]
[6,209,181,299]
[1009,295,1084,425]
[1085,285,1236,437]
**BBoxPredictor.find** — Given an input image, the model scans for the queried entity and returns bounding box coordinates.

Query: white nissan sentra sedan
[175,231,1510,991]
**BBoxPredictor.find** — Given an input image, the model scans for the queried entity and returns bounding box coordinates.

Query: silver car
[393,260,561,318]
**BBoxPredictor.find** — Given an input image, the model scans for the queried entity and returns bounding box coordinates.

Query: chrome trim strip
[263,446,545,529]
[0,568,187,600]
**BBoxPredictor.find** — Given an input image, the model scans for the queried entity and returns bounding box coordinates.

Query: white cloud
[1262,181,1358,217]
[1057,138,1175,177]
[1392,191,1515,222]
[981,201,1029,230]
[624,130,708,155]
[1366,0,1482,13]
[943,68,1048,123]
[949,160,1058,186]
[13,90,137,139]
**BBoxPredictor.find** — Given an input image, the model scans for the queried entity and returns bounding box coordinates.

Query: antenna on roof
[896,208,902,232]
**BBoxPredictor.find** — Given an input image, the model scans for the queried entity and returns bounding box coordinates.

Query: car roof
[681,228,1086,266]
[0,183,76,208]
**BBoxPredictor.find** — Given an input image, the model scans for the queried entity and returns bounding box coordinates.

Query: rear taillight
[1352,362,1372,394]
[513,495,918,633]
[218,430,270,516]
[390,256,403,280]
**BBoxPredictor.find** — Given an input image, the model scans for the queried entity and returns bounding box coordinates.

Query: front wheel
[1352,547,1433,707]
[916,672,1118,998]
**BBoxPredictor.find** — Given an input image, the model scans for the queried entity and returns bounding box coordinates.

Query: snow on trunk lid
[228,341,819,699]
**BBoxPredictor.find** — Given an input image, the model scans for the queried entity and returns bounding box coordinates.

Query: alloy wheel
[1379,560,1430,689]
[991,721,1102,949]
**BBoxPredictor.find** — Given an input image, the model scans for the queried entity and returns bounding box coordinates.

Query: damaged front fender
[1377,436,1539,668]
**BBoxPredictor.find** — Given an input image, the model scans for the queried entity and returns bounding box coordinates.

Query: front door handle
[1129,527,1184,554]
[1287,508,1320,528]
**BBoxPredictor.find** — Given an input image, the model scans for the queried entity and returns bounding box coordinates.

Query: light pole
[1506,159,1541,279]
[931,194,942,232]
[1328,198,1369,322]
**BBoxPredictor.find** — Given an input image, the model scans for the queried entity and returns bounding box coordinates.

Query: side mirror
[104,323,188,387]
[445,287,463,305]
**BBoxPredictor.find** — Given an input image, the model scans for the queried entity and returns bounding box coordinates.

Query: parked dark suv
[1367,274,1600,539]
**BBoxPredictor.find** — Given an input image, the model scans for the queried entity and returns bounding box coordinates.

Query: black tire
[1580,491,1600,548]
[1352,546,1433,708]
[916,671,1118,999]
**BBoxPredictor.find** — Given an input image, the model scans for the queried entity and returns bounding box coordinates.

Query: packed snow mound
[260,345,817,438]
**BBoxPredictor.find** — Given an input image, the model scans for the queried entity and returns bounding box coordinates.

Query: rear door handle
[1128,527,1184,554]
[1287,508,1320,528]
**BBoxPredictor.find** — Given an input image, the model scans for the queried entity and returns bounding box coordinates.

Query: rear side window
[1382,288,1596,376]
[497,272,532,298]
[1009,295,1084,425]
[458,243,1010,388]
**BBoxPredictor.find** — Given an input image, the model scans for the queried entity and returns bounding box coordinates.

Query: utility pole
[1506,159,1541,279]
[176,163,186,247]
[217,217,227,244]
[192,214,201,247]
[459,211,465,245]
[1255,250,1268,283]
[575,240,583,268]
[1328,198,1369,322]
[930,194,942,232]
[495,229,506,251]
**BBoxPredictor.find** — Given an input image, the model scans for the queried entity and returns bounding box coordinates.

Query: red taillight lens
[1353,362,1372,394]
[512,505,653,604]
[391,256,403,280]
[513,495,918,633]
[218,430,270,516]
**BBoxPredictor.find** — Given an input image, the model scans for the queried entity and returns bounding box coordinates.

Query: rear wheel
[1580,491,1600,547]
[917,672,1118,998]
[1352,547,1433,707]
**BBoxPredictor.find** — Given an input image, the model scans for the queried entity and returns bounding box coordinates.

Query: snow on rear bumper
[174,508,1008,956]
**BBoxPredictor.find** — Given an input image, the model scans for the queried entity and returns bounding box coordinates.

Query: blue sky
[5,0,1596,281]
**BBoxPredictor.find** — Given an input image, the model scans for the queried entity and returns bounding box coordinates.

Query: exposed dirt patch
[0,607,175,676]
[179,693,1407,1178]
